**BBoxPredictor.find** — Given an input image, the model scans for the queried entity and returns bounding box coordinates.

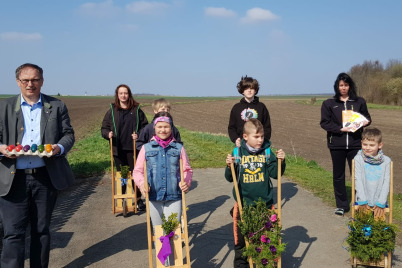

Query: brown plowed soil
[142,98,402,194]
[63,97,402,193]
[59,97,113,141]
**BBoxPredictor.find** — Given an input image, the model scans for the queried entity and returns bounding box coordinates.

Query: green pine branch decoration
[346,210,398,263]
[120,165,130,179]
[162,213,180,235]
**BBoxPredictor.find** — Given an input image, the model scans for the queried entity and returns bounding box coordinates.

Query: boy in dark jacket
[225,119,285,267]
[228,76,271,147]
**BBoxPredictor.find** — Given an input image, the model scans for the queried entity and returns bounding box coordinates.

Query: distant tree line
[348,59,402,105]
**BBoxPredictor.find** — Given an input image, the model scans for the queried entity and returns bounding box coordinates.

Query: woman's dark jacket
[101,104,148,155]
[320,97,371,150]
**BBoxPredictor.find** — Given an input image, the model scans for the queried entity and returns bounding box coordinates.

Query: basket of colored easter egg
[6,144,53,158]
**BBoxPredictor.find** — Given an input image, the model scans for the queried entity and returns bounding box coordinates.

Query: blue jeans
[0,170,58,268]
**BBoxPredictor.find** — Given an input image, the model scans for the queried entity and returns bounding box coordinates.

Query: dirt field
[59,97,200,141]
[59,97,114,141]
[63,97,402,193]
[142,98,402,194]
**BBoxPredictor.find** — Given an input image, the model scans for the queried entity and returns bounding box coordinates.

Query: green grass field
[68,120,402,224]
[2,94,400,223]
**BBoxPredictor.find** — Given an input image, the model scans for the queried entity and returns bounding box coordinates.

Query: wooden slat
[277,158,282,268]
[115,171,123,208]
[179,159,191,267]
[110,138,115,214]
[172,225,184,266]
[154,224,184,267]
[154,225,164,268]
[230,163,253,268]
[144,162,153,268]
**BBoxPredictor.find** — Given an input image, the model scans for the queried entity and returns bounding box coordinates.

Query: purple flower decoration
[265,220,272,229]
[261,234,271,244]
[248,232,254,238]
[270,245,277,254]
[255,247,262,253]
[261,258,268,266]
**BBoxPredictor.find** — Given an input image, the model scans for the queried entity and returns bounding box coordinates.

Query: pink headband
[154,116,171,126]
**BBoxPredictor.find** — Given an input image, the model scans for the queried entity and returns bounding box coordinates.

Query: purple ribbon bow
[157,231,175,264]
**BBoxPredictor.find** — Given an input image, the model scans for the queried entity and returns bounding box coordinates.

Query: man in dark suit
[0,63,75,268]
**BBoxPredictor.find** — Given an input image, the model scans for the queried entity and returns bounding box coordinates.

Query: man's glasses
[18,78,42,85]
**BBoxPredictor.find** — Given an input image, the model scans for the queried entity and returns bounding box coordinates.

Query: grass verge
[68,131,111,178]
[68,126,402,223]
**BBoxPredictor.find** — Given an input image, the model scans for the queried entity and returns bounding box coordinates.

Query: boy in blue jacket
[354,127,391,220]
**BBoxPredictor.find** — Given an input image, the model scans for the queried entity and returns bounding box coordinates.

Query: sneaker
[137,199,146,211]
[334,208,344,216]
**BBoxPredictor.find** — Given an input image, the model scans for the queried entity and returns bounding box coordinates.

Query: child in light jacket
[133,112,192,227]
[354,127,391,220]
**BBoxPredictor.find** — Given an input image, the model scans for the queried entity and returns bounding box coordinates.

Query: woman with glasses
[101,84,148,210]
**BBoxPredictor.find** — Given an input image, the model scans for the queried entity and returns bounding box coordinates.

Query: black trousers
[114,149,135,171]
[0,169,58,268]
[330,148,359,210]
[114,149,141,197]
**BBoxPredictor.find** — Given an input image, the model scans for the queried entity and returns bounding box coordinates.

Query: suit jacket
[0,94,75,196]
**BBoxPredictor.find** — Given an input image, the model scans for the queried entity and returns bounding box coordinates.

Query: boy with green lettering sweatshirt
[225,118,286,267]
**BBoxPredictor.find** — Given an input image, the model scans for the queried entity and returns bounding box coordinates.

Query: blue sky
[1,1,401,97]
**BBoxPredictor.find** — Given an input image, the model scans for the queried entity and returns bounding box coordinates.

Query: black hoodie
[228,96,271,143]
[320,96,371,149]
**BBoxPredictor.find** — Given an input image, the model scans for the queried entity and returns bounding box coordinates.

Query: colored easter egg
[7,145,15,151]
[23,145,30,152]
[38,144,45,153]
[15,144,23,152]
[31,144,38,153]
[45,144,52,153]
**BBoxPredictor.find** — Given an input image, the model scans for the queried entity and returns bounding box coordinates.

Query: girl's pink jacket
[133,141,193,188]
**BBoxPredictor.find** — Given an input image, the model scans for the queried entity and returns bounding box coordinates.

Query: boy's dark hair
[243,118,263,135]
[333,72,358,100]
[237,75,260,95]
[362,127,382,143]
